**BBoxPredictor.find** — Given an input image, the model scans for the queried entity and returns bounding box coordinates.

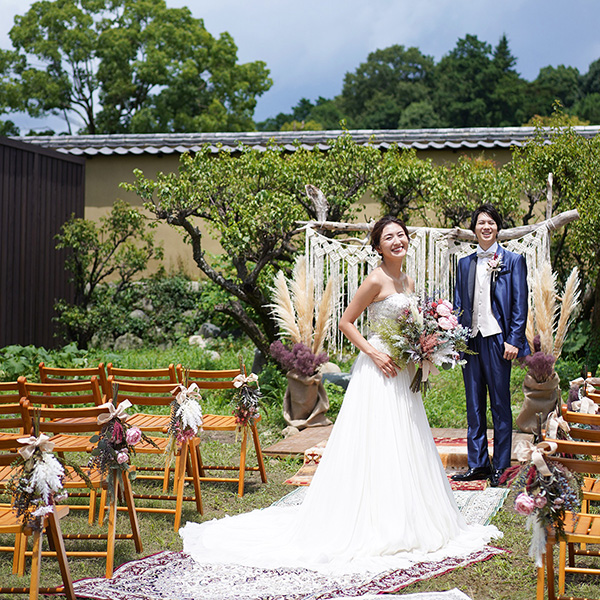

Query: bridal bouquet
[375,295,471,393]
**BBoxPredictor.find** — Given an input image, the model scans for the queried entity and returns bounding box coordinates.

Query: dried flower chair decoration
[269,255,333,429]
[165,370,204,469]
[1,435,75,599]
[232,359,261,431]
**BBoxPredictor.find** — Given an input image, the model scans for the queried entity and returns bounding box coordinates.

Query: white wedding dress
[180,293,501,575]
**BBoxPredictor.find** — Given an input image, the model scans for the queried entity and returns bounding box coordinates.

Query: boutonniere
[486,253,503,281]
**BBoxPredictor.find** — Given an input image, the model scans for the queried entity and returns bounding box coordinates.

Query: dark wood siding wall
[0,137,85,348]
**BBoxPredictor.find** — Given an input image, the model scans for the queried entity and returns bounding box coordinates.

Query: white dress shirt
[471,242,502,338]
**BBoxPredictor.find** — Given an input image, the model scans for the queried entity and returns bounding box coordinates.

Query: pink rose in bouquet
[514,492,535,516]
[126,426,142,446]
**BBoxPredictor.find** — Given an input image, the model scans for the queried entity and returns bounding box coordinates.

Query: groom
[452,204,529,487]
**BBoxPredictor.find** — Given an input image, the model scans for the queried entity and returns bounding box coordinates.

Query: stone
[114,332,143,351]
[282,425,300,438]
[189,335,208,348]
[322,372,351,390]
[129,309,148,321]
[199,322,221,338]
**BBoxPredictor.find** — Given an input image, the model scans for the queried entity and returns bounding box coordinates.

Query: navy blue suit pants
[462,332,513,471]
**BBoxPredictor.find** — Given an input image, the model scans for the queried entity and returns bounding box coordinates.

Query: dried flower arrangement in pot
[516,263,580,434]
[269,256,333,429]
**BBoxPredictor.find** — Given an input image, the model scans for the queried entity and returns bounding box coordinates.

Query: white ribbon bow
[17,433,55,459]
[171,383,202,404]
[97,400,132,425]
[421,359,440,383]
[545,413,570,440]
[572,396,599,414]
[233,373,259,388]
[515,439,558,477]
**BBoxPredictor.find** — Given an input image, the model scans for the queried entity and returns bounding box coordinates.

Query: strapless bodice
[368,292,411,324]
[367,293,412,354]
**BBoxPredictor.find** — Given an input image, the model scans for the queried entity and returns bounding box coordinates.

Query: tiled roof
[11,126,600,157]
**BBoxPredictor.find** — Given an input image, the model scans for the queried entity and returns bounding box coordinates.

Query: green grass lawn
[0,340,595,599]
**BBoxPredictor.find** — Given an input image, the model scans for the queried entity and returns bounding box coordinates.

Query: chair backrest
[543,436,600,476]
[108,377,177,409]
[106,364,177,388]
[17,376,104,407]
[39,362,110,398]
[19,398,111,437]
[176,365,241,390]
[0,381,22,404]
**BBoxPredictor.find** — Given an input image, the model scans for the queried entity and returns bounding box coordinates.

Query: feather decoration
[291,256,314,347]
[269,271,301,343]
[553,267,580,359]
[312,277,333,355]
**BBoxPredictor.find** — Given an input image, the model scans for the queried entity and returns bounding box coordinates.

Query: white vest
[471,243,502,338]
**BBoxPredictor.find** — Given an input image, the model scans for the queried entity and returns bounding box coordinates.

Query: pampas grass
[269,256,334,356]
[532,262,557,355]
[553,267,580,359]
[529,261,580,360]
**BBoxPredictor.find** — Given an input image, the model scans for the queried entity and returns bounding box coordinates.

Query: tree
[527,65,581,117]
[0,0,271,134]
[124,135,379,356]
[54,200,163,347]
[370,146,437,222]
[340,45,435,129]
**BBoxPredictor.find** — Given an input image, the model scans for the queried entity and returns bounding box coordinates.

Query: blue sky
[2,0,600,132]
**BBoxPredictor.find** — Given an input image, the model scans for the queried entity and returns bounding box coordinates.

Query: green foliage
[123,135,379,357]
[54,200,163,347]
[1,0,271,134]
[0,342,86,381]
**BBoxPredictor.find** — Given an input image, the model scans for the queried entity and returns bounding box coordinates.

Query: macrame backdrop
[305,225,550,357]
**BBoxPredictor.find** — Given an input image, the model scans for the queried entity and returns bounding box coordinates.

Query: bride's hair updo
[370,216,410,255]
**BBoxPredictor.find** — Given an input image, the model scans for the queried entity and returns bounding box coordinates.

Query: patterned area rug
[73,548,502,600]
[73,488,507,600]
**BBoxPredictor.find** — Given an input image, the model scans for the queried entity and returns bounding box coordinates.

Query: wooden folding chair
[109,378,203,531]
[106,364,177,430]
[0,437,75,600]
[0,381,24,440]
[537,436,600,600]
[176,365,267,497]
[39,362,111,399]
[19,399,142,578]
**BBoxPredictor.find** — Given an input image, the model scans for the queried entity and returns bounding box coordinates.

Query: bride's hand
[371,351,399,378]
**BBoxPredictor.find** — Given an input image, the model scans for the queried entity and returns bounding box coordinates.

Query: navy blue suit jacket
[454,247,530,358]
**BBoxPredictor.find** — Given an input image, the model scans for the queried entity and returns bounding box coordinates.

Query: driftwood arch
[299,185,579,355]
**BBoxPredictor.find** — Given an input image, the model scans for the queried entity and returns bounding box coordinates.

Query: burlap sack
[516,372,561,434]
[283,370,331,429]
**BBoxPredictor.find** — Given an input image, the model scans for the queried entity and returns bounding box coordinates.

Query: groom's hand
[503,342,518,361]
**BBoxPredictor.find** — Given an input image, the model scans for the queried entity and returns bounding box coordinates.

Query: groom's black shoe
[489,469,506,487]
[451,466,492,482]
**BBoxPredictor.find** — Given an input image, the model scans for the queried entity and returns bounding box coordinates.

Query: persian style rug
[73,488,507,600]
[73,548,500,600]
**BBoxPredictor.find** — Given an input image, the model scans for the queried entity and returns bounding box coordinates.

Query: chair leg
[122,471,143,553]
[173,443,188,531]
[105,478,118,578]
[237,427,248,497]
[17,531,28,576]
[29,529,42,600]
[558,541,566,596]
[88,487,97,525]
[196,443,206,477]
[46,510,76,600]
[536,562,545,600]
[546,540,556,600]
[13,531,26,574]
[251,422,267,483]
[162,460,171,493]
[98,487,108,526]
[188,438,203,514]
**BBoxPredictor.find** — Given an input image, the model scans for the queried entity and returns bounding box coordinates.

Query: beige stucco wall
[82,145,515,277]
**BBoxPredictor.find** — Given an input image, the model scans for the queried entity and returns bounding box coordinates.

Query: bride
[180,216,501,575]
